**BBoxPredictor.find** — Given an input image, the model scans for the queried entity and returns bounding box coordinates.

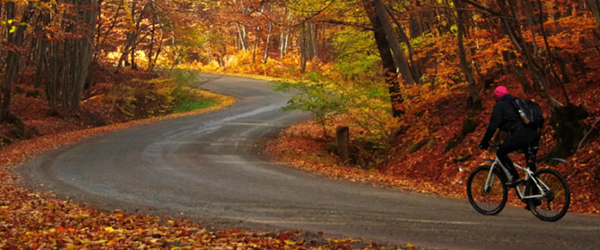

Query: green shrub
[274,78,346,138]
[275,75,401,169]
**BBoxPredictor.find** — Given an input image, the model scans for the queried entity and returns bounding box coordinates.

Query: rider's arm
[481,104,503,145]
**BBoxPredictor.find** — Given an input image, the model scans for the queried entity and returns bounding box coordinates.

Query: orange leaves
[1,177,363,249]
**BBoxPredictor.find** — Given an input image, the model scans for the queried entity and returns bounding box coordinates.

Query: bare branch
[578,117,600,152]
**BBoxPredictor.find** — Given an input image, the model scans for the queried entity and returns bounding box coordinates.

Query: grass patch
[173,98,217,113]
[165,68,223,113]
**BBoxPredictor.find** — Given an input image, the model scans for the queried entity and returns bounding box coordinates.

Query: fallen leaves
[1,142,408,249]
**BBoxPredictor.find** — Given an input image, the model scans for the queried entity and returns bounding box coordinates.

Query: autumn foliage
[253,2,600,216]
[2,0,600,248]
[266,10,600,213]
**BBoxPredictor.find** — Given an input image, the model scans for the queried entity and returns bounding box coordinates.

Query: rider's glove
[478,142,489,150]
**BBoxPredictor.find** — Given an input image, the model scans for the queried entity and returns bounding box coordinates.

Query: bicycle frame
[483,157,548,200]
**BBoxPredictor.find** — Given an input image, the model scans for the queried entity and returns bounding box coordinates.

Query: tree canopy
[1,0,599,153]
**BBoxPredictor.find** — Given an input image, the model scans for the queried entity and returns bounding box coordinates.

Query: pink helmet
[494,86,508,100]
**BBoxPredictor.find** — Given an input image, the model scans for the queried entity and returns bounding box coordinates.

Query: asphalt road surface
[20,75,600,250]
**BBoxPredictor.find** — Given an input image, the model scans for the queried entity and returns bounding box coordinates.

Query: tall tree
[453,0,481,110]
[362,0,403,117]
[371,0,416,85]
[1,1,33,124]
[386,2,422,84]
[299,21,318,72]
[35,0,98,113]
[588,0,600,31]
[117,0,148,70]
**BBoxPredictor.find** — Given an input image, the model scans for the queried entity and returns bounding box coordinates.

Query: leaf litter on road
[0,99,416,250]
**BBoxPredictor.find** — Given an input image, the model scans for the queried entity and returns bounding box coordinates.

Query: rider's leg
[498,129,530,182]
[525,130,541,172]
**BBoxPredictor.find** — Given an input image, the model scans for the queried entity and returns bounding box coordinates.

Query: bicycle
[466,144,571,222]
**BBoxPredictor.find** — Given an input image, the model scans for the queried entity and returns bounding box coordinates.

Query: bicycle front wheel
[467,165,508,215]
[526,168,570,222]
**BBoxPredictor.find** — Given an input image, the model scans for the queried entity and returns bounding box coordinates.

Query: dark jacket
[481,94,526,145]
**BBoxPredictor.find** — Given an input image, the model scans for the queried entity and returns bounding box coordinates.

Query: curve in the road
[20,75,600,250]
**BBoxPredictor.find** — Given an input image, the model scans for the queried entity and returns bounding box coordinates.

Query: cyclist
[478,86,540,186]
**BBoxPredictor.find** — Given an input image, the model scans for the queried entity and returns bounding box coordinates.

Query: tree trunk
[118,0,146,71]
[453,0,481,111]
[145,0,157,71]
[409,0,425,37]
[280,32,285,58]
[1,2,33,121]
[387,5,422,83]
[252,26,259,64]
[280,12,290,58]
[372,0,416,85]
[310,22,318,57]
[131,42,138,69]
[363,0,403,117]
[299,22,317,73]
[152,26,165,68]
[264,21,272,63]
[36,0,97,113]
[587,0,600,30]
[237,23,247,51]
[299,26,307,73]
[148,23,156,70]
[71,0,97,110]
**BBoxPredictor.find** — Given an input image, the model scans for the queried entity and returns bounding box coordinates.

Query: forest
[1,0,600,248]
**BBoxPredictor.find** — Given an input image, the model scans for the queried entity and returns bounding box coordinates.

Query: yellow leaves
[326,238,357,244]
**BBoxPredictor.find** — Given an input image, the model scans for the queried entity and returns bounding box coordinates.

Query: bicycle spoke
[467,166,507,215]
[526,169,570,222]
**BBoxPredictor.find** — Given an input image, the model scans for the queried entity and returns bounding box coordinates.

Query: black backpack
[514,99,544,129]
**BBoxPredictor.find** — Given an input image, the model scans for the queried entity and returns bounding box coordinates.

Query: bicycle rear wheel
[525,168,570,222]
[467,165,508,215]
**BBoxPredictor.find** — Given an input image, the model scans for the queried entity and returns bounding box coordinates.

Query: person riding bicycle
[479,86,540,186]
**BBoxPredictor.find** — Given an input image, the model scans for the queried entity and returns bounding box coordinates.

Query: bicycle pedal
[506,179,524,187]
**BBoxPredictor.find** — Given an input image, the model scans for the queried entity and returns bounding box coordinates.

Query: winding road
[20,75,600,250]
